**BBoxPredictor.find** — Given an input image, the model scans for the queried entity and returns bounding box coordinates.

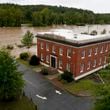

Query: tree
[21,30,34,48]
[94,85,110,110]
[0,49,24,101]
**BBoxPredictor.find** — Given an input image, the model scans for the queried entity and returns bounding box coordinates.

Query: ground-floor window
[59,59,62,69]
[46,55,49,63]
[80,63,84,73]
[66,63,71,72]
[41,53,44,61]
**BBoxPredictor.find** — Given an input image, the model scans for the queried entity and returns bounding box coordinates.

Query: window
[80,63,84,73]
[105,45,108,52]
[88,49,92,57]
[93,59,96,67]
[95,47,98,55]
[59,48,63,56]
[59,59,62,69]
[52,45,55,53]
[87,61,91,70]
[67,48,71,58]
[104,56,107,64]
[100,46,103,53]
[46,55,49,63]
[66,63,70,72]
[81,50,85,59]
[46,43,49,51]
[41,42,44,49]
[99,58,102,65]
[41,53,44,61]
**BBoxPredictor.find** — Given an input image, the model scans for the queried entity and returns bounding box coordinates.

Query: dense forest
[0,4,110,27]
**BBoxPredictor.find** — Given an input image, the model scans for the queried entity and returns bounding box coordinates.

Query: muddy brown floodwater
[0,25,110,57]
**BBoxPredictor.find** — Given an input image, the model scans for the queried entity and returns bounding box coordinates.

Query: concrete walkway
[17,63,93,110]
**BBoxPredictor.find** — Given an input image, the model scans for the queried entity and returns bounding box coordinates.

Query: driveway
[17,64,93,110]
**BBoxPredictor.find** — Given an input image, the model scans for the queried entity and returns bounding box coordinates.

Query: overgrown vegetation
[0,4,110,27]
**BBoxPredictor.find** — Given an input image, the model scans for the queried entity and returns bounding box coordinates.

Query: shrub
[41,68,48,75]
[61,70,73,82]
[7,44,14,50]
[29,55,40,66]
[20,52,29,60]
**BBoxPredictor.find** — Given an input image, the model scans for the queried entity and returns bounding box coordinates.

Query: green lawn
[0,96,36,110]
[63,79,99,96]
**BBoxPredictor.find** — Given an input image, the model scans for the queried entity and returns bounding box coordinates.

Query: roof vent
[74,34,77,38]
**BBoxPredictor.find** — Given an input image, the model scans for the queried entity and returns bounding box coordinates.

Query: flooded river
[0,25,110,57]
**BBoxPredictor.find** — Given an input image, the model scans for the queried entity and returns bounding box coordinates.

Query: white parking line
[55,90,62,95]
[36,94,47,100]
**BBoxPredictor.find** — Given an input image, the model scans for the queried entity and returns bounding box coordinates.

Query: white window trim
[100,46,103,53]
[59,59,62,69]
[88,49,92,57]
[59,48,63,56]
[41,53,44,61]
[99,58,102,65]
[81,50,85,59]
[105,45,108,52]
[66,63,71,72]
[95,47,98,55]
[52,45,55,53]
[46,55,49,63]
[67,49,71,58]
[80,64,84,73]
[93,60,96,67]
[46,44,49,51]
[87,61,91,70]
[41,42,44,49]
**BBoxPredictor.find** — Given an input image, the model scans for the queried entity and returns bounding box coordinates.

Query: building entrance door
[51,56,56,68]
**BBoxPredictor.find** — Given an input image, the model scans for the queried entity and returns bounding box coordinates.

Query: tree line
[0,4,110,27]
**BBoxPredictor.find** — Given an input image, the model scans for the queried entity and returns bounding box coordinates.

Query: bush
[29,55,40,66]
[7,44,14,50]
[61,70,73,82]
[41,68,48,75]
[20,52,29,60]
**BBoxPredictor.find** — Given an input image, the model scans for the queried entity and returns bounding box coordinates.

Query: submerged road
[17,64,93,110]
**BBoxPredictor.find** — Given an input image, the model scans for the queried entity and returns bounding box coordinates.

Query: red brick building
[36,29,110,80]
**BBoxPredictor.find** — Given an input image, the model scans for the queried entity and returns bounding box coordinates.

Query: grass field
[0,96,37,110]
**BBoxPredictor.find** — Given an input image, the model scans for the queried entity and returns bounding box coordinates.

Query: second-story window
[88,49,92,57]
[95,47,98,55]
[105,45,108,52]
[67,48,71,58]
[46,43,49,51]
[81,50,85,59]
[100,46,103,53]
[41,42,44,49]
[59,48,63,56]
[52,45,55,53]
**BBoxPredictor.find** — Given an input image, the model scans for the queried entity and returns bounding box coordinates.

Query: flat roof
[36,29,110,46]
